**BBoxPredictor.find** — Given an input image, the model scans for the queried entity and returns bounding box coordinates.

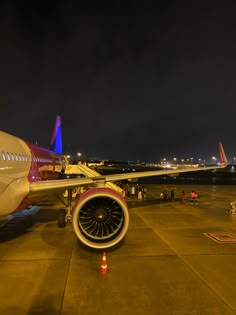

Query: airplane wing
[29,142,227,197]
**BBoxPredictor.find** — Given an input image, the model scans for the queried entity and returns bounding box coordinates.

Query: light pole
[190,157,193,166]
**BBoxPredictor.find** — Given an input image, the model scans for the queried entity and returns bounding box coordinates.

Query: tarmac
[0,184,236,314]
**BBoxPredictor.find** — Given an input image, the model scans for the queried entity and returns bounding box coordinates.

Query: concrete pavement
[0,184,236,314]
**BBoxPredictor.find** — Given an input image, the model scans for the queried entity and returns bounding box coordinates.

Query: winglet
[50,114,62,154]
[218,142,228,167]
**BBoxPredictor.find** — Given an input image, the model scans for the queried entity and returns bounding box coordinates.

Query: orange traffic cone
[100,252,109,274]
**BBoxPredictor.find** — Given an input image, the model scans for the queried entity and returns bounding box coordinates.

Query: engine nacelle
[72,187,129,249]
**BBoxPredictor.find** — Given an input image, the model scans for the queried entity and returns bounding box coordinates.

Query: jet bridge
[65,163,123,195]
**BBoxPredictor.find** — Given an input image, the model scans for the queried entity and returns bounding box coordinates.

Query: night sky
[1,1,236,163]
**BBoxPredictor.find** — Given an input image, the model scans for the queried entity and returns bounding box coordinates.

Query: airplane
[86,160,105,168]
[0,115,228,249]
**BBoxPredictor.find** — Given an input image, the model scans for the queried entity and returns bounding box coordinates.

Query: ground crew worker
[138,190,143,200]
[191,190,198,204]
[131,185,135,197]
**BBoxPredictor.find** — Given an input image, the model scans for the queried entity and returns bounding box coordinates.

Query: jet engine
[72,187,129,249]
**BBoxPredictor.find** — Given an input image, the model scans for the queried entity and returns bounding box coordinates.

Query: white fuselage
[0,131,31,216]
[0,131,63,217]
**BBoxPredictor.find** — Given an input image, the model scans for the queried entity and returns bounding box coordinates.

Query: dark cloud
[1,1,236,162]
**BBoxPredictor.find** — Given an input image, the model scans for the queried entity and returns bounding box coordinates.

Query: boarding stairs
[65,163,123,195]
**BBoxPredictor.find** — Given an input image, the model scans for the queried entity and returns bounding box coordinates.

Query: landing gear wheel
[58,209,67,228]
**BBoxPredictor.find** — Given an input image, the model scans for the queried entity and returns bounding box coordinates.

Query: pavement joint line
[59,234,77,314]
[179,254,236,313]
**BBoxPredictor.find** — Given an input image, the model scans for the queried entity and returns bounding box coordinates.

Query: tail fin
[218,142,228,167]
[50,115,62,154]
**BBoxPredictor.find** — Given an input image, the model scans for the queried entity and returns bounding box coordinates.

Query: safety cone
[100,252,109,274]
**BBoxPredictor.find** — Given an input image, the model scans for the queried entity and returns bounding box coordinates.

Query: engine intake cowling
[72,187,129,249]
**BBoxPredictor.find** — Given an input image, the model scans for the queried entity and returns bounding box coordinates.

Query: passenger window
[1,152,6,160]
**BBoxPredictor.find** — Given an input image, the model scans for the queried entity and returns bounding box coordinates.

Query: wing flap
[102,165,225,183]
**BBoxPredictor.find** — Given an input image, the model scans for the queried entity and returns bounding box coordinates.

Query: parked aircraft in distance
[0,115,228,249]
[86,160,105,168]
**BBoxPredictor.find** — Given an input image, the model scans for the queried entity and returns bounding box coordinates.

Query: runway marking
[204,232,236,243]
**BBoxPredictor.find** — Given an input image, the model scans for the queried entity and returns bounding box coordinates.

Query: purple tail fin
[50,115,62,154]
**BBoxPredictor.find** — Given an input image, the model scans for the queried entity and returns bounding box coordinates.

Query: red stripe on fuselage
[11,142,64,214]
[26,141,63,183]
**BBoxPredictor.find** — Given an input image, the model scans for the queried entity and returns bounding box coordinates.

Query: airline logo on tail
[50,114,62,154]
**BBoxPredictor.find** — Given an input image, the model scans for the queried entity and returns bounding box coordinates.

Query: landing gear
[57,188,74,227]
[58,209,67,227]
